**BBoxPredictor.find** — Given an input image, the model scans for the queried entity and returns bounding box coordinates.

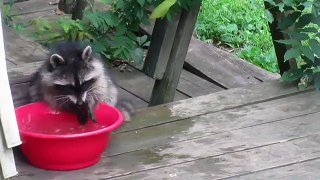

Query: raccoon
[29,41,134,124]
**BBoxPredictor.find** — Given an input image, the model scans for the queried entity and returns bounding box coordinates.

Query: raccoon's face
[45,44,104,106]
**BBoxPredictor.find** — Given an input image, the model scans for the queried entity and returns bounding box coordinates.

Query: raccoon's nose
[77,100,84,105]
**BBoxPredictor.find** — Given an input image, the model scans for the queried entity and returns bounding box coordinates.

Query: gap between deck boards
[14,102,320,179]
[115,80,312,133]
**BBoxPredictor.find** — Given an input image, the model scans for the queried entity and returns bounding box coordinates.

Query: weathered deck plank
[185,38,261,88]
[178,70,224,97]
[13,110,320,179]
[140,23,280,85]
[6,60,16,69]
[108,67,189,102]
[105,91,320,156]
[3,26,48,65]
[11,0,55,16]
[109,135,320,180]
[231,158,320,180]
[117,80,310,132]
[134,63,224,98]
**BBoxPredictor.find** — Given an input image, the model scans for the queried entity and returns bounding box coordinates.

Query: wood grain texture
[140,22,279,83]
[211,46,280,81]
[106,91,320,156]
[3,26,48,65]
[134,60,224,98]
[13,109,320,179]
[185,38,261,88]
[6,60,16,69]
[149,1,202,106]
[118,80,310,133]
[177,70,224,97]
[231,158,320,180]
[143,17,180,79]
[11,0,55,16]
[108,67,189,103]
[109,134,320,180]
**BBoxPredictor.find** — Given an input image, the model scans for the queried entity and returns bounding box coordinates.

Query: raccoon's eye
[81,78,97,91]
[54,84,75,94]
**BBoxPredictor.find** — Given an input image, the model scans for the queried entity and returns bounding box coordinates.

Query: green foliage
[25,0,195,64]
[265,0,320,89]
[151,0,177,18]
[196,0,278,73]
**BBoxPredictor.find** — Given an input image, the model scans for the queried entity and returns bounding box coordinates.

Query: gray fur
[29,42,134,123]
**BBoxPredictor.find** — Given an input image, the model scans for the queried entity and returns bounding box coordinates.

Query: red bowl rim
[15,102,124,139]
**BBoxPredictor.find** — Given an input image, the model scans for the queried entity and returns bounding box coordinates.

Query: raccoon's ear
[50,54,65,69]
[81,45,92,61]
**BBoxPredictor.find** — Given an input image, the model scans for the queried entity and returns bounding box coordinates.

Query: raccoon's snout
[76,100,84,106]
[67,93,87,105]
[77,92,87,105]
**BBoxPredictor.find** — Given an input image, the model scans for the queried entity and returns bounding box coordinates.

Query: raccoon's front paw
[79,115,89,125]
[87,104,97,123]
[90,113,97,123]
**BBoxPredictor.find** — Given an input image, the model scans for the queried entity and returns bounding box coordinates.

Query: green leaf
[313,72,320,90]
[295,13,313,28]
[283,0,293,6]
[281,69,303,81]
[297,4,305,11]
[131,48,144,64]
[151,0,177,19]
[101,12,118,27]
[296,27,318,33]
[136,35,148,46]
[309,39,320,57]
[278,2,285,12]
[300,45,314,62]
[275,39,300,46]
[61,23,71,33]
[101,0,112,4]
[289,32,309,41]
[279,11,301,29]
[303,1,313,8]
[137,0,145,6]
[284,48,300,61]
[127,31,137,41]
[264,0,276,6]
[264,10,274,23]
[313,66,320,74]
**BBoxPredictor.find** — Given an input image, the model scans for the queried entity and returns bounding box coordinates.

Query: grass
[196,0,279,73]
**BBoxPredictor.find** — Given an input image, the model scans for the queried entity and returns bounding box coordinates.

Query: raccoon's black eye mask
[54,78,97,94]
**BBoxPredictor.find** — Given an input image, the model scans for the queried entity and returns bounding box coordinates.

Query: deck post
[149,0,202,106]
[71,0,87,20]
[142,17,180,80]
[264,1,297,75]
[0,11,21,179]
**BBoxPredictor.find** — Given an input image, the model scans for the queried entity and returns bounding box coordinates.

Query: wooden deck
[10,80,320,179]
[5,0,280,109]
[6,1,319,179]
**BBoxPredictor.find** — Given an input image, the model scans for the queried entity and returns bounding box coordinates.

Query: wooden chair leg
[149,0,202,106]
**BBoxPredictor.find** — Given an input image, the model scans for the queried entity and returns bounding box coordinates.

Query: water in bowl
[19,110,110,135]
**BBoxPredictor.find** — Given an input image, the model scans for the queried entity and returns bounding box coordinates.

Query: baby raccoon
[29,41,134,124]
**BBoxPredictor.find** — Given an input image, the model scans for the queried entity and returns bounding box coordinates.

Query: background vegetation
[2,0,279,73]
[196,0,279,73]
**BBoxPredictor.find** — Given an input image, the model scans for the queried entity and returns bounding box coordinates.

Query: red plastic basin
[15,101,124,170]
